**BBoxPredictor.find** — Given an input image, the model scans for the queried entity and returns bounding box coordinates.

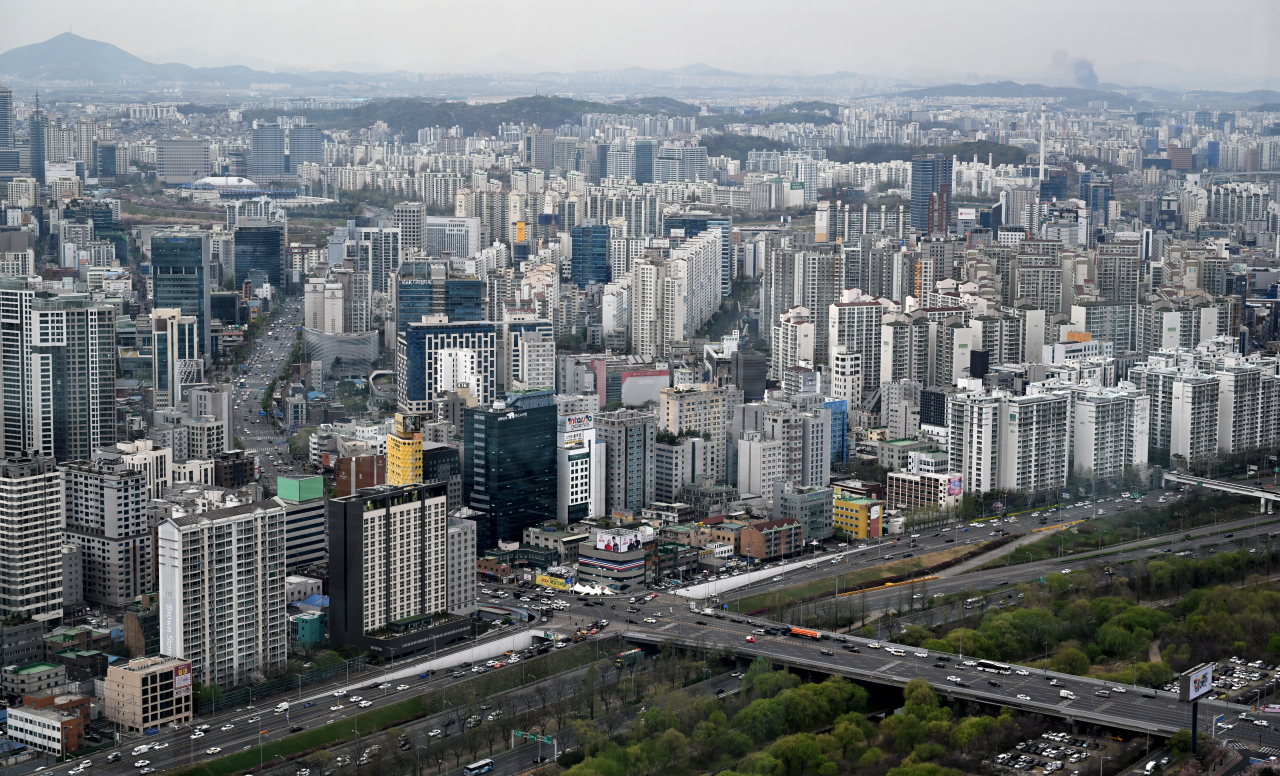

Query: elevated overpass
[1163,471,1280,513]
[619,624,1250,740]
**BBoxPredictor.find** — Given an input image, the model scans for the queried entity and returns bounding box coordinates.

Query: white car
[359,701,373,708]
[333,689,347,697]
[1015,670,1030,675]
[330,704,344,711]
[644,617,657,623]
[947,675,961,682]
[1017,694,1031,700]
[221,724,234,731]
[396,684,410,691]
[189,732,204,739]
[151,744,169,750]
[1110,687,1126,693]
[1060,569,1071,575]
[134,763,151,769]
[348,696,363,702]
[428,730,442,738]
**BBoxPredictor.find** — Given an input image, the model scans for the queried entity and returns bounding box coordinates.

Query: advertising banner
[595,531,640,553]
[1180,663,1213,702]
[174,663,193,697]
[536,574,572,591]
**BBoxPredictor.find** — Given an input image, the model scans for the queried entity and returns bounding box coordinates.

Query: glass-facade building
[396,274,484,333]
[570,224,610,287]
[665,212,732,295]
[233,223,285,288]
[151,231,210,356]
[824,397,848,466]
[463,390,556,552]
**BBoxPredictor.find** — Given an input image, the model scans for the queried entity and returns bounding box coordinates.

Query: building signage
[595,531,640,553]
[1180,663,1213,702]
[174,663,193,697]
[536,574,573,591]
[560,413,594,432]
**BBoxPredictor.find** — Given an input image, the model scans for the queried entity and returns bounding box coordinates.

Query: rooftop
[8,662,62,675]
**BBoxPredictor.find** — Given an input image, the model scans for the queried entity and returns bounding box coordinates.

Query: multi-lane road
[229,296,306,480]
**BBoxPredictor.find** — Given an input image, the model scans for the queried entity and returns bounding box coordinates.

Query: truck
[1144,762,1157,775]
[615,648,644,668]
[788,627,821,640]
[274,701,289,714]
[1059,689,1076,700]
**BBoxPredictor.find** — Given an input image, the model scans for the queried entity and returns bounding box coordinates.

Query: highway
[230,296,305,481]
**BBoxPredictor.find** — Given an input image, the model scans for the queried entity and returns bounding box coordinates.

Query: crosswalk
[1257,746,1280,755]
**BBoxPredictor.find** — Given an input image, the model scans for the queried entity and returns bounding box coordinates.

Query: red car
[745,636,756,643]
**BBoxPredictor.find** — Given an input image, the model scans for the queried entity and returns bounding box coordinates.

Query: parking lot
[995,730,1118,776]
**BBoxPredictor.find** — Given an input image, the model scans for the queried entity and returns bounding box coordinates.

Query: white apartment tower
[0,455,64,623]
[158,502,288,688]
[446,512,477,616]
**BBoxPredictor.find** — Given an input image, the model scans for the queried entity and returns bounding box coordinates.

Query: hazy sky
[5,0,1280,88]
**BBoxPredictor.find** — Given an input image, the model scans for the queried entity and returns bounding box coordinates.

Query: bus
[976,660,1012,674]
[788,627,821,640]
[963,597,983,609]
[463,760,494,775]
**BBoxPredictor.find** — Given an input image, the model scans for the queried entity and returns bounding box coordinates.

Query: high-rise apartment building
[996,391,1069,496]
[287,124,323,171]
[62,458,152,608]
[1066,386,1150,480]
[446,514,477,616]
[595,409,656,513]
[0,454,64,623]
[328,481,454,658]
[0,280,116,462]
[150,230,212,358]
[158,502,287,688]
[29,109,47,184]
[463,390,556,551]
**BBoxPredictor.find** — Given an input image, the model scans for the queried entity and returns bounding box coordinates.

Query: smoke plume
[1051,49,1098,89]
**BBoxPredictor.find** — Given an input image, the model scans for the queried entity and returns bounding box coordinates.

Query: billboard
[174,663,193,697]
[1180,663,1213,702]
[536,574,573,591]
[947,476,964,497]
[558,413,594,433]
[595,531,641,553]
[957,207,977,221]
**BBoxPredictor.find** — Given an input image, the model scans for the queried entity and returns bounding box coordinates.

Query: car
[396,684,410,691]
[989,680,1001,687]
[205,748,222,755]
[947,675,961,682]
[331,704,344,711]
[378,683,392,689]
[1015,669,1029,675]
[247,715,261,723]
[348,696,363,702]
[1110,687,1126,693]
[428,729,442,738]
[333,689,347,697]
[134,763,151,769]
[139,771,155,775]
[746,636,756,642]
[644,617,657,623]
[1255,719,1270,727]
[220,723,235,731]
[151,744,169,751]
[820,648,834,656]
[190,732,204,739]
[359,701,373,708]
[1018,694,1032,700]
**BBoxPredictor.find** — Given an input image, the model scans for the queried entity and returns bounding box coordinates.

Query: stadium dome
[194,176,258,187]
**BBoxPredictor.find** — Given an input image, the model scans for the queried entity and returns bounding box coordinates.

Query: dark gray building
[150,230,212,357]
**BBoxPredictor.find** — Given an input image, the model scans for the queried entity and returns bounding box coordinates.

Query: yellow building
[386,413,424,486]
[833,495,883,539]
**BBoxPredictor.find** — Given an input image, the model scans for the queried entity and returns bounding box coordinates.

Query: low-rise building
[885,471,964,512]
[832,493,883,540]
[103,656,194,734]
[522,524,590,566]
[1,662,66,702]
[738,517,805,561]
[6,691,90,755]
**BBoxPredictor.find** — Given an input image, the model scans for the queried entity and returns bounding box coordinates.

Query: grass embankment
[171,635,622,776]
[729,543,982,615]
[976,492,1271,571]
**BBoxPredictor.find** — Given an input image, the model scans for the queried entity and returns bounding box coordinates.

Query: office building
[463,390,557,551]
[5,691,89,757]
[0,280,116,462]
[832,491,882,539]
[885,470,963,512]
[155,140,210,184]
[29,108,47,184]
[397,316,497,416]
[773,482,834,540]
[249,124,287,180]
[103,655,194,734]
[152,309,202,412]
[395,261,485,332]
[595,409,656,514]
[577,526,651,593]
[287,124,323,171]
[232,198,287,289]
[329,481,469,660]
[351,224,402,296]
[446,513,477,616]
[0,85,12,149]
[556,404,605,523]
[158,502,286,688]
[274,476,326,570]
[570,223,610,288]
[150,230,212,357]
[911,153,952,233]
[62,458,152,608]
[0,455,64,624]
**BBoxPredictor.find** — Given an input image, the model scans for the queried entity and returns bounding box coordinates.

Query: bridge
[619,624,1252,741]
[1163,471,1280,512]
